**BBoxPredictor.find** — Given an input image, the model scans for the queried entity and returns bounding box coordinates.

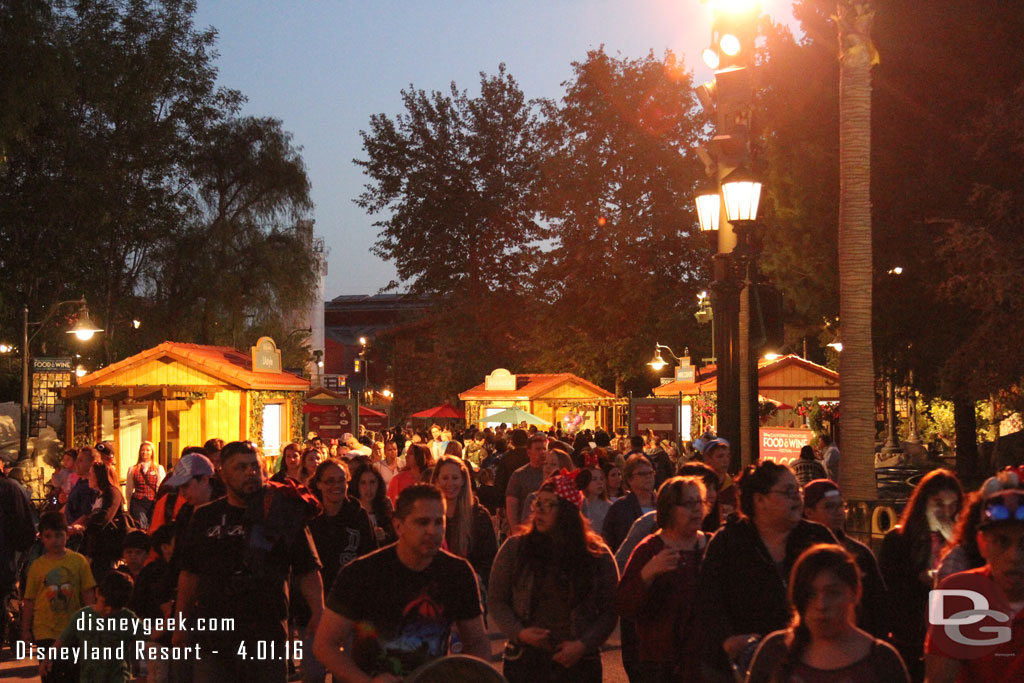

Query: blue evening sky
[193,1,798,297]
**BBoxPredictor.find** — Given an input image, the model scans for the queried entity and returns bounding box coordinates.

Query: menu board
[31,357,73,436]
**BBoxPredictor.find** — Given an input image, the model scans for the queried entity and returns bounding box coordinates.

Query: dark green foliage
[0,0,314,379]
[530,49,708,394]
[357,49,710,400]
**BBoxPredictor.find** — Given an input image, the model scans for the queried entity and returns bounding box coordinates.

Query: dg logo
[929,573,1013,659]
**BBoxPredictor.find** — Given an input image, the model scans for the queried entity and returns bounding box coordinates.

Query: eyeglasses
[530,499,557,513]
[633,469,655,478]
[321,477,347,485]
[823,501,848,513]
[769,486,802,500]
[678,499,708,512]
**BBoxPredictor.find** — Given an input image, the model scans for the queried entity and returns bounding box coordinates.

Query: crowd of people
[1,422,1022,683]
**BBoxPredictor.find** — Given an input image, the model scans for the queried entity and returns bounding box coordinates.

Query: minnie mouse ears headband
[545,469,584,508]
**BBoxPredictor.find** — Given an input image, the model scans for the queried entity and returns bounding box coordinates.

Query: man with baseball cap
[803,479,888,638]
[925,487,1024,682]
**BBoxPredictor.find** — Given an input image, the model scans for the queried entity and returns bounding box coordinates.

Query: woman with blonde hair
[125,441,165,529]
[431,454,497,584]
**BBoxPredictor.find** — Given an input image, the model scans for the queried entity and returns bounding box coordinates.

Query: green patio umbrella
[481,407,550,426]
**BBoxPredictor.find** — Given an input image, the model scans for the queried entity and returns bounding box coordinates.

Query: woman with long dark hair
[878,468,962,681]
[81,462,128,580]
[488,472,618,682]
[431,455,497,583]
[350,462,397,546]
[935,470,1019,583]
[271,442,303,483]
[125,441,165,530]
[746,544,909,682]
[300,447,323,486]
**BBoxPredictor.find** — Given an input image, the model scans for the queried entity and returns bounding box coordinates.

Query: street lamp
[20,298,103,462]
[720,165,762,224]
[694,182,721,233]
[648,343,688,372]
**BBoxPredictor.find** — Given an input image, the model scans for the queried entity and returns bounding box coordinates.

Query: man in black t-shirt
[174,441,323,683]
[314,484,489,682]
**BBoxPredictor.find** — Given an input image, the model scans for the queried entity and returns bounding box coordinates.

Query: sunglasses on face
[983,493,1024,523]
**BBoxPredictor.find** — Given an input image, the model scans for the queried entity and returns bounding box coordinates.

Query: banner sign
[30,357,73,436]
[33,357,73,372]
[759,427,812,466]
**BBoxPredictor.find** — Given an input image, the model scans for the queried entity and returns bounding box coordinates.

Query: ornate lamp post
[20,298,103,462]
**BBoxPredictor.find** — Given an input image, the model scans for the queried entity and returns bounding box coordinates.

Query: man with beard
[173,441,323,682]
[314,484,489,681]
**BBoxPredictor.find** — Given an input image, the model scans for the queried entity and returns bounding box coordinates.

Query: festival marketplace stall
[459,368,618,433]
[61,339,308,480]
[653,354,839,465]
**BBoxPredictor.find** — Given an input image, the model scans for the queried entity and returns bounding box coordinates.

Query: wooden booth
[460,369,617,431]
[653,353,840,462]
[61,340,308,482]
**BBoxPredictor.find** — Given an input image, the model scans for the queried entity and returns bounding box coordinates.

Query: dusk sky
[193,1,799,298]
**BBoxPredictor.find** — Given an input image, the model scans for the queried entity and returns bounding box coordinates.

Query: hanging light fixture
[67,303,103,341]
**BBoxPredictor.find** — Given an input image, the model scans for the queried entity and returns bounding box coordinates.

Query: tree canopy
[356,49,710,400]
[0,0,316,380]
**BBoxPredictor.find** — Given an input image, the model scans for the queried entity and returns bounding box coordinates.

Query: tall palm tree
[836,1,878,500]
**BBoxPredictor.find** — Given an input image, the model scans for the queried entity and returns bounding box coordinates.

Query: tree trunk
[837,2,877,500]
[953,389,979,477]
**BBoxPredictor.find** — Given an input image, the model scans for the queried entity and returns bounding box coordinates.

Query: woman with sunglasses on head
[488,471,618,682]
[697,461,835,682]
[616,476,711,682]
[746,544,909,683]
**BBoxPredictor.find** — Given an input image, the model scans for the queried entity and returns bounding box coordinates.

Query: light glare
[702,47,720,70]
[720,34,741,57]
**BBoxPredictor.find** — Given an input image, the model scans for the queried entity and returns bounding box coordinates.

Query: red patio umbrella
[359,405,387,417]
[410,404,465,419]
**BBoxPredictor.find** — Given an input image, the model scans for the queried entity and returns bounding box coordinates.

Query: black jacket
[697,516,836,672]
[837,529,890,639]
